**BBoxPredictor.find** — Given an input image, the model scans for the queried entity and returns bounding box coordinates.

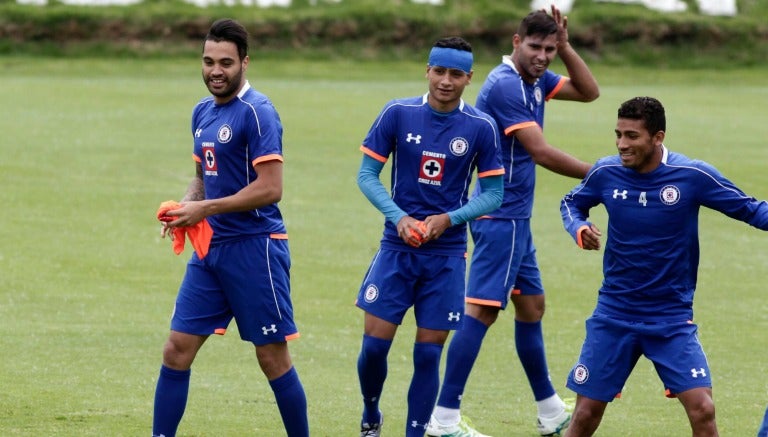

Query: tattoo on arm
[181,164,205,202]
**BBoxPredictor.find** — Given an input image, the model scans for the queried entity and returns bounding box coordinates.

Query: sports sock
[357,334,393,426]
[406,342,444,437]
[436,315,489,410]
[536,393,566,418]
[515,319,557,401]
[269,366,309,437]
[152,365,191,437]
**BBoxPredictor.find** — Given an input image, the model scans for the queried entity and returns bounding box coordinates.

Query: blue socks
[269,366,309,437]
[152,365,191,437]
[153,364,308,437]
[516,319,556,400]
[406,342,444,437]
[357,335,393,426]
[436,315,489,409]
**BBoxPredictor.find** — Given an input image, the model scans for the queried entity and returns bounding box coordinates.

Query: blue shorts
[465,218,543,309]
[171,236,299,346]
[356,248,466,330]
[566,315,712,402]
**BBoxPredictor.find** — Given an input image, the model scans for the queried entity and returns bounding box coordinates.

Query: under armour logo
[406,133,422,144]
[691,368,707,378]
[261,324,277,335]
[612,189,628,199]
[448,312,461,322]
[195,128,202,138]
[410,420,427,429]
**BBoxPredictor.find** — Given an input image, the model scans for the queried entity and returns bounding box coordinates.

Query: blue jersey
[473,56,565,219]
[191,82,286,243]
[561,146,768,321]
[361,94,504,256]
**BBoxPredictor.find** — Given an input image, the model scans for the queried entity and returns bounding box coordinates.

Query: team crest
[659,185,681,205]
[364,284,379,303]
[217,124,233,143]
[573,364,589,384]
[449,137,469,156]
[534,86,543,105]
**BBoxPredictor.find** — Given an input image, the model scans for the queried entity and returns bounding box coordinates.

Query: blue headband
[428,46,473,74]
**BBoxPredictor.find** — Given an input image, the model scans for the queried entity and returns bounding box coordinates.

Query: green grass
[1,55,767,436]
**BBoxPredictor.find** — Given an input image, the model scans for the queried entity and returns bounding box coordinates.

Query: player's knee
[686,396,716,426]
[256,343,292,379]
[512,298,545,321]
[162,339,195,369]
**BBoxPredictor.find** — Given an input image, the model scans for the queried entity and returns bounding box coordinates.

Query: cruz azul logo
[418,151,445,186]
[202,142,218,176]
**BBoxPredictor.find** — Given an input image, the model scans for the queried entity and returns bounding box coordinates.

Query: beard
[204,68,244,101]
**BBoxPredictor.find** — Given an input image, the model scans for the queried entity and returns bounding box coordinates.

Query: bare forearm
[181,177,205,202]
[200,182,281,216]
[535,146,591,179]
[558,42,599,102]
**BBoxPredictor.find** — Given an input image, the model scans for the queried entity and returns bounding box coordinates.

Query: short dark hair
[517,10,558,39]
[618,97,666,135]
[205,18,249,60]
[433,36,472,53]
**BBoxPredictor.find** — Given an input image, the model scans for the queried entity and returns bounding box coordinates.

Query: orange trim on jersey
[664,389,677,398]
[285,332,301,341]
[576,225,590,248]
[465,297,503,308]
[252,154,284,167]
[193,154,202,163]
[615,392,622,399]
[504,121,539,136]
[546,77,567,101]
[478,168,505,178]
[510,288,522,295]
[360,145,388,163]
[214,328,227,335]
[270,233,288,240]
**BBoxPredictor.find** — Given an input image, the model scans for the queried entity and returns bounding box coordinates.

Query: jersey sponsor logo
[612,189,628,199]
[364,284,379,303]
[261,324,277,335]
[448,312,461,322]
[573,363,589,384]
[418,151,445,186]
[217,124,233,143]
[449,137,469,156]
[202,142,218,176]
[194,128,202,138]
[406,132,422,144]
[660,185,681,205]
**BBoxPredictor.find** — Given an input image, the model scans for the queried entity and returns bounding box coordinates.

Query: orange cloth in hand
[156,200,213,259]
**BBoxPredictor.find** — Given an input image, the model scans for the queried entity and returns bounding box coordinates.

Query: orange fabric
[156,200,213,259]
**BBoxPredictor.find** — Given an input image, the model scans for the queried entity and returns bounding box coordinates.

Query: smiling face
[512,32,558,84]
[202,39,248,104]
[426,65,472,112]
[615,117,665,173]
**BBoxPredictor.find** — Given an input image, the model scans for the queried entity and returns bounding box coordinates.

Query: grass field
[2,56,767,436]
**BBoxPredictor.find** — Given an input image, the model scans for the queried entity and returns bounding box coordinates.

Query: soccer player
[560,96,768,436]
[428,6,599,437]
[151,19,309,437]
[354,36,504,437]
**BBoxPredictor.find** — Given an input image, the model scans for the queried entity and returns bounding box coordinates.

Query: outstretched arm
[515,125,591,179]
